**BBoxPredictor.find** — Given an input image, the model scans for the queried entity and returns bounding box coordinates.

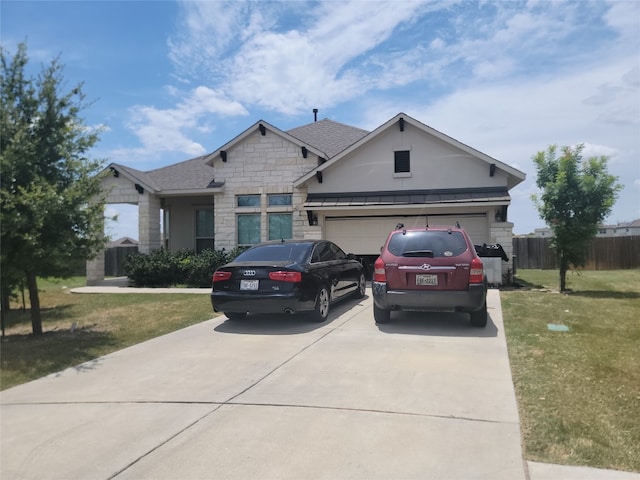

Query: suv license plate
[240,280,259,290]
[416,274,437,286]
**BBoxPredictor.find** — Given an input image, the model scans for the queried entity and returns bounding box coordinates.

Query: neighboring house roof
[106,237,138,247]
[294,113,526,190]
[286,119,369,158]
[618,218,640,228]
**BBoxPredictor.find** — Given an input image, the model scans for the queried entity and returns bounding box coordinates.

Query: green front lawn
[501,269,640,473]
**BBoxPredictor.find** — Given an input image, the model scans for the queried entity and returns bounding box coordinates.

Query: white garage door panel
[325,215,488,255]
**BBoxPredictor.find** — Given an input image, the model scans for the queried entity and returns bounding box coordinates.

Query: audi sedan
[211,239,366,322]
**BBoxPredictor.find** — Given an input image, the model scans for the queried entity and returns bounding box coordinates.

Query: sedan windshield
[387,231,468,257]
[235,243,312,263]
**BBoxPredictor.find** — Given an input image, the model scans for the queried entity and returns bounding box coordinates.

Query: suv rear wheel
[374,304,391,324]
[469,302,487,327]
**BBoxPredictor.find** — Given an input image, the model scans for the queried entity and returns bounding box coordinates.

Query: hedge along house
[87,112,525,285]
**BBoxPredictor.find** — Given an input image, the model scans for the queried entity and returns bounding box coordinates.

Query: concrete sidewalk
[2,287,638,480]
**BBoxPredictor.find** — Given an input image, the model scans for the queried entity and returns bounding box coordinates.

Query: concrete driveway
[1,289,527,479]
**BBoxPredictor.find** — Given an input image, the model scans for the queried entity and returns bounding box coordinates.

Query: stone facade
[209,130,323,250]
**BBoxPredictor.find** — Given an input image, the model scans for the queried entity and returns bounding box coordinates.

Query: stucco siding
[308,123,507,194]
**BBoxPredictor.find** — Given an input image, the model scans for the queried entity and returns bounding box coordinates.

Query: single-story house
[87,112,526,284]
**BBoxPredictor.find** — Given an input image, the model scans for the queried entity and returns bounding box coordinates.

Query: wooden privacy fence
[105,246,138,277]
[513,236,640,270]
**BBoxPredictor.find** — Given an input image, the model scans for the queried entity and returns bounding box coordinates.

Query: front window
[237,195,260,207]
[238,214,261,245]
[195,207,214,253]
[394,150,410,173]
[268,213,292,240]
[268,194,292,206]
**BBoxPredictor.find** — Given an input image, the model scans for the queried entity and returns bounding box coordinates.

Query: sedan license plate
[240,279,259,290]
[416,274,437,286]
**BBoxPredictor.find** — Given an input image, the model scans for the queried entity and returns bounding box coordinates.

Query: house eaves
[106,163,160,193]
[293,113,526,190]
[107,155,223,195]
[203,120,328,166]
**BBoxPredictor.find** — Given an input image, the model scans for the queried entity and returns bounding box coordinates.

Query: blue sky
[2,0,639,239]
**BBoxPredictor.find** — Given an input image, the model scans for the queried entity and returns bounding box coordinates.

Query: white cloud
[123,86,248,158]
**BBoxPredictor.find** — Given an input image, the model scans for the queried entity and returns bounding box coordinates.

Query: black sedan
[211,239,366,322]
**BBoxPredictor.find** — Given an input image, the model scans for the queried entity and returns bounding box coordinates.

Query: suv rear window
[387,230,468,258]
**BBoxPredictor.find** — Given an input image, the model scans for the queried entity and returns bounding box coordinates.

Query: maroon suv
[372,224,488,327]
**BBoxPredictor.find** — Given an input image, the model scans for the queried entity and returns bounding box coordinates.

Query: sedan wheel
[312,286,330,322]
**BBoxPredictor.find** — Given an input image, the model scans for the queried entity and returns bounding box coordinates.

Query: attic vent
[220,150,227,162]
[301,146,308,158]
[259,124,266,136]
[399,118,405,131]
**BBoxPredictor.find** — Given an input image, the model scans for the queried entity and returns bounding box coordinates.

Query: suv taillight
[469,257,484,284]
[373,257,386,282]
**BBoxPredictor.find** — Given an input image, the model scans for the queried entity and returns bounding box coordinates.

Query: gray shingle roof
[113,155,217,192]
[287,119,369,158]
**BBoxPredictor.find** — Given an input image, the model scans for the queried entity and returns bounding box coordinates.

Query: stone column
[86,251,105,286]
[138,192,162,254]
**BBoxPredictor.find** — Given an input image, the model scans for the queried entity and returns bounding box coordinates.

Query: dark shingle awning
[304,187,510,208]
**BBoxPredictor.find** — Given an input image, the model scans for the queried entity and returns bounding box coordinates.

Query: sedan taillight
[469,258,484,284]
[269,271,302,283]
[373,257,386,282]
[212,271,232,283]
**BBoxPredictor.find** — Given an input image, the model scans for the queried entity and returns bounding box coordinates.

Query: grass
[2,272,639,472]
[501,269,640,473]
[0,277,215,390]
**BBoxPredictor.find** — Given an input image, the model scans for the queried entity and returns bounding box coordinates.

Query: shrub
[125,247,246,288]
[124,248,181,287]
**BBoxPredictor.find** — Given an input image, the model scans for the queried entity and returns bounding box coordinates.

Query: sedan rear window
[235,243,312,263]
[387,231,468,257]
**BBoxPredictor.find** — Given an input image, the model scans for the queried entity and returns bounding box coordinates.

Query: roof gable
[294,113,526,189]
[204,120,328,166]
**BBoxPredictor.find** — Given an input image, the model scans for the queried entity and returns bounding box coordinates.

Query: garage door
[325,215,488,255]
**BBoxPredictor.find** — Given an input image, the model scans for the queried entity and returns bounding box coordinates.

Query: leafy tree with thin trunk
[531,145,622,292]
[1,43,107,335]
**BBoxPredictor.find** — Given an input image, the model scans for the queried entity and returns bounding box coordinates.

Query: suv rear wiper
[403,250,434,257]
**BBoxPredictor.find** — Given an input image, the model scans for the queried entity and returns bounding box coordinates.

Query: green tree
[1,43,107,335]
[531,144,622,292]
